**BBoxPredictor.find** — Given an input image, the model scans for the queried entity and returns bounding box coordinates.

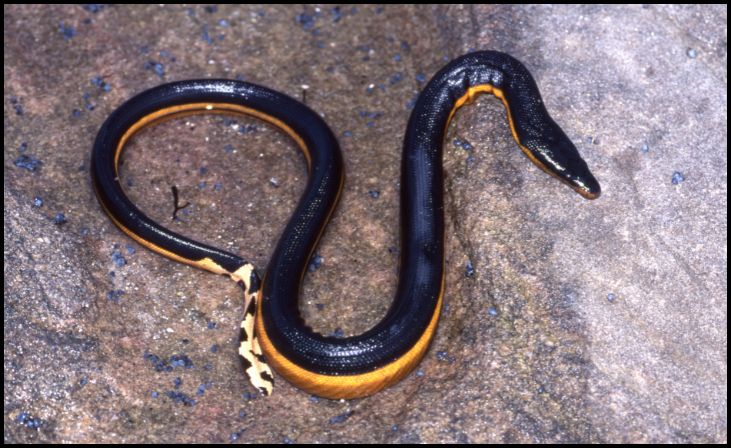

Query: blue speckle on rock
[671,171,685,185]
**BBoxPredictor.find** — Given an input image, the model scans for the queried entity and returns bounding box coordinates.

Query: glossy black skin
[265,51,599,375]
[91,80,341,274]
[92,51,600,377]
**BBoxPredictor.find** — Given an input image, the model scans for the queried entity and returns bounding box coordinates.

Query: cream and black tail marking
[232,264,274,396]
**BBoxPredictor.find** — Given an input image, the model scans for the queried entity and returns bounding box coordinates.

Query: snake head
[522,128,601,200]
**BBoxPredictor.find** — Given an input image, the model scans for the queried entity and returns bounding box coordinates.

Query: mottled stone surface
[4,4,726,443]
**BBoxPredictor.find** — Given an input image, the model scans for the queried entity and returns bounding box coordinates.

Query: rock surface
[4,4,726,443]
